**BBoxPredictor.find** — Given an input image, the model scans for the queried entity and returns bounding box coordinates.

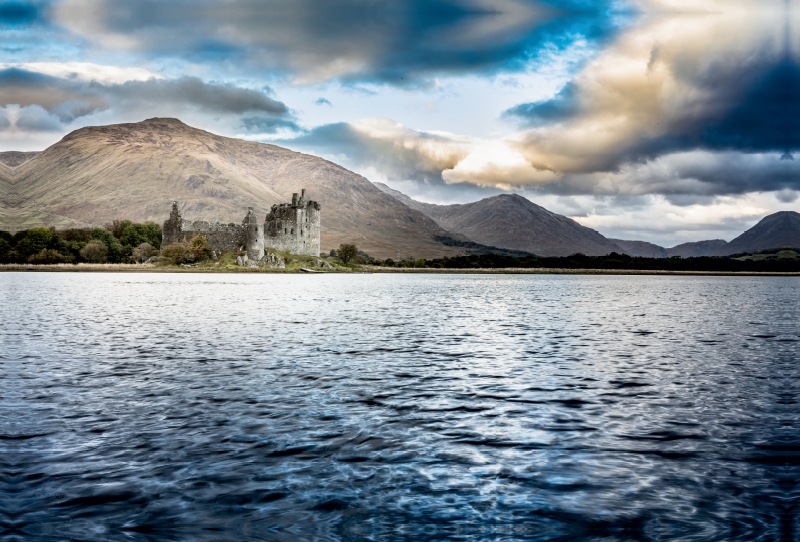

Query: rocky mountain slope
[0,118,466,258]
[0,152,39,168]
[713,211,800,255]
[375,183,623,257]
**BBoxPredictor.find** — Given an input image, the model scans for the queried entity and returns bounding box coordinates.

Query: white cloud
[0,62,162,85]
[532,191,798,246]
[443,140,558,187]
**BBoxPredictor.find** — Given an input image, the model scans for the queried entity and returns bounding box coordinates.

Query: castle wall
[182,221,245,252]
[163,189,320,258]
[162,203,245,252]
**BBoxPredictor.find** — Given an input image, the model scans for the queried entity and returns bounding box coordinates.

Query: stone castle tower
[243,207,265,260]
[264,189,321,256]
[163,190,321,257]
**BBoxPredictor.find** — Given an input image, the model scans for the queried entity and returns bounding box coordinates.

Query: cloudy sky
[1,0,797,245]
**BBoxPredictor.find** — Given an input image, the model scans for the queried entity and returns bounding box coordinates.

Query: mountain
[375,182,624,257]
[713,211,800,256]
[666,240,727,257]
[0,152,39,168]
[610,238,730,258]
[608,239,668,258]
[0,118,467,259]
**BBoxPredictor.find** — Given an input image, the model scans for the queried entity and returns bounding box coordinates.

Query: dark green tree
[118,221,162,249]
[80,240,108,263]
[28,249,72,264]
[160,243,195,265]
[15,228,53,259]
[189,235,212,262]
[91,228,124,262]
[337,243,358,265]
[0,238,13,263]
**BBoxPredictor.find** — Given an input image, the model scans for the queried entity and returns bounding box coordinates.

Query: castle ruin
[163,189,321,258]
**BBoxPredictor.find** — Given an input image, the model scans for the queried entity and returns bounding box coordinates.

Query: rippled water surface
[2,273,799,541]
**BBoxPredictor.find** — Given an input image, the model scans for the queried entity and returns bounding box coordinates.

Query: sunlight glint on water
[1,273,798,541]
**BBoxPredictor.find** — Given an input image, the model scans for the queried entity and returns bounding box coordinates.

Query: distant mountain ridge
[0,118,467,258]
[667,240,728,258]
[375,182,624,257]
[712,211,800,255]
[375,183,799,258]
[608,239,667,258]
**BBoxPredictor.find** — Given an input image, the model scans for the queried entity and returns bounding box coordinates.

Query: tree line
[390,252,800,272]
[3,223,797,272]
[0,220,162,264]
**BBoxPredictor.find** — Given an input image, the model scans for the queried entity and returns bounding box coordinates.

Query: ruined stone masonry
[162,189,321,258]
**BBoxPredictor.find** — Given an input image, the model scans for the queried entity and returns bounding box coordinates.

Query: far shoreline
[1,263,798,277]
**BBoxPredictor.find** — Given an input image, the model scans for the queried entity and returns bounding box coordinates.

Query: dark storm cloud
[0,69,294,125]
[542,152,800,199]
[697,61,800,153]
[108,77,289,116]
[625,60,800,169]
[503,81,579,125]
[0,1,41,27]
[502,3,800,188]
[0,68,109,121]
[512,59,800,158]
[54,0,622,85]
[241,116,302,134]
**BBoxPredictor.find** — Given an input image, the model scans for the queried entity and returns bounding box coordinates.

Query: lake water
[1,273,798,541]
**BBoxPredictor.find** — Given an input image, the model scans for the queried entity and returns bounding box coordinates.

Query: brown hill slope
[0,152,39,167]
[375,182,624,257]
[713,211,800,255]
[1,118,465,258]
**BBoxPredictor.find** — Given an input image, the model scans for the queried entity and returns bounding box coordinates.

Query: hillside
[0,152,39,167]
[714,211,800,255]
[666,240,727,257]
[610,238,730,258]
[375,183,623,257]
[608,239,668,258]
[0,118,466,258]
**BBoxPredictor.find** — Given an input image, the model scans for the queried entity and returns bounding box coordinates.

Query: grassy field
[734,249,799,262]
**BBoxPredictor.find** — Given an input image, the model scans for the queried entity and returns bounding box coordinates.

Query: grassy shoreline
[1,263,798,276]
